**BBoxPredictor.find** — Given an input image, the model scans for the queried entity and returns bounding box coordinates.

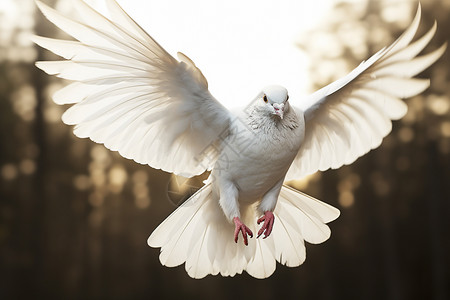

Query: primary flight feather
[34,0,445,279]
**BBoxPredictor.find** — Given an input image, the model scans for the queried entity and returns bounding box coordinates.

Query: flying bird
[34,0,446,279]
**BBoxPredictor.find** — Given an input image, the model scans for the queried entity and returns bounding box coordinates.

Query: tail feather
[149,185,212,267]
[280,186,339,244]
[272,204,307,267]
[148,184,340,279]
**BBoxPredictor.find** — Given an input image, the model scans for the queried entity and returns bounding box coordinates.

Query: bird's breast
[213,111,304,200]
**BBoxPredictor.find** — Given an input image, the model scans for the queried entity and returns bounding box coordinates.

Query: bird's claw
[233,217,253,246]
[257,211,275,239]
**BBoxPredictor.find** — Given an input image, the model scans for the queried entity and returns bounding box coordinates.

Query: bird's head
[255,85,289,119]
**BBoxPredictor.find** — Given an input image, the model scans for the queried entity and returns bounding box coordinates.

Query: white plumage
[34,0,445,279]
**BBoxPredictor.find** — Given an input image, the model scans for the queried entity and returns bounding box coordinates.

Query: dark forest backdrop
[1,0,449,299]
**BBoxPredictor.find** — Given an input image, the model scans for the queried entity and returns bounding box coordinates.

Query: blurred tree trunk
[29,0,57,295]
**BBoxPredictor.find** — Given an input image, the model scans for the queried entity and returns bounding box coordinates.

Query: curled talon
[257,211,275,239]
[233,217,253,246]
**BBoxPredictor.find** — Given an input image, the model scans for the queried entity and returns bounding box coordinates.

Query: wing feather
[35,0,231,177]
[287,5,445,181]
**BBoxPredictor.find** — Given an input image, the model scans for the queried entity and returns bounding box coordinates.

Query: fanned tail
[148,184,340,279]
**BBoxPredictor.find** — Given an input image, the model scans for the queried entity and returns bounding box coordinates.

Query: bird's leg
[233,217,253,246]
[257,211,275,239]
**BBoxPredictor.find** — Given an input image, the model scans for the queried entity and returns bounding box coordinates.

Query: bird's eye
[263,95,268,103]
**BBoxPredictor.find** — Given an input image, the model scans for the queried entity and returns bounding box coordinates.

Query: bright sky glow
[86,0,336,108]
[0,0,17,14]
[0,0,19,30]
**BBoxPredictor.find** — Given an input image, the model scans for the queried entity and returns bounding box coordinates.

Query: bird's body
[213,91,304,209]
[34,0,445,279]
[209,94,302,247]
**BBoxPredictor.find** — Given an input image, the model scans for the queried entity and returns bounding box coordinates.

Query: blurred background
[1,0,449,299]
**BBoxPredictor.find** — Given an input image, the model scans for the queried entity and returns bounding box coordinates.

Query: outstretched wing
[34,0,231,177]
[286,4,446,181]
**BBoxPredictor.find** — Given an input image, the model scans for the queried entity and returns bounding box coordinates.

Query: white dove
[34,0,446,279]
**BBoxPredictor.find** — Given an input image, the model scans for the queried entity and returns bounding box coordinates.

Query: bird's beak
[273,104,285,119]
[274,109,284,119]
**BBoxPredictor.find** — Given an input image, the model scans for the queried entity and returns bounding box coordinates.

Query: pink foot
[233,217,253,246]
[257,211,275,239]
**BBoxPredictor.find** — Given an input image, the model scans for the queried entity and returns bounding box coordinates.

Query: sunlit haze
[84,0,336,108]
